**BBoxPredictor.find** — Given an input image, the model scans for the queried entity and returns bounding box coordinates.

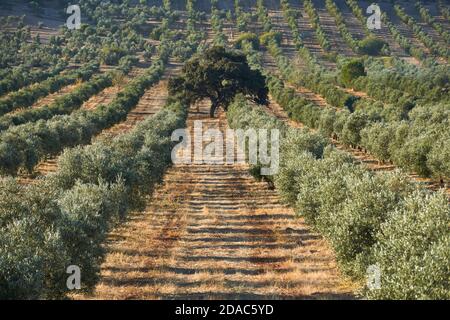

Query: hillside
[0,0,449,301]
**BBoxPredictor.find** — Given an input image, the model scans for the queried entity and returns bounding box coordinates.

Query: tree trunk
[210,100,219,118]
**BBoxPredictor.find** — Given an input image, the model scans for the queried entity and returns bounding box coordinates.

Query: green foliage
[0,63,67,97]
[345,0,371,35]
[325,0,359,53]
[169,46,268,117]
[211,0,227,46]
[227,95,450,300]
[0,98,187,299]
[241,15,450,181]
[341,111,368,147]
[234,32,260,50]
[0,54,167,175]
[368,191,450,299]
[381,12,427,61]
[394,4,449,60]
[235,0,253,32]
[259,31,282,47]
[100,45,127,66]
[415,1,450,44]
[0,62,99,117]
[304,0,331,51]
[341,59,366,86]
[358,37,388,56]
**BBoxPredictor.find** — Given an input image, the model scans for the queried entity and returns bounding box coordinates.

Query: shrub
[259,31,282,47]
[341,59,366,86]
[358,37,388,56]
[341,111,368,147]
[427,137,450,181]
[226,93,449,300]
[100,45,127,65]
[234,32,259,50]
[368,191,450,299]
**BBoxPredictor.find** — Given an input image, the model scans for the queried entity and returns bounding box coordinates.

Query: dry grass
[76,100,356,300]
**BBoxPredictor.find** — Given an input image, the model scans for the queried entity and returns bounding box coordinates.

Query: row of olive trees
[242,27,449,181]
[257,1,357,110]
[60,0,174,65]
[0,95,188,299]
[0,26,62,69]
[256,5,449,181]
[0,50,168,176]
[347,57,450,106]
[325,0,361,54]
[394,3,449,60]
[227,94,449,300]
[211,0,228,46]
[0,63,67,98]
[0,71,114,132]
[234,0,254,32]
[0,62,99,117]
[415,1,450,44]
[303,0,332,52]
[0,1,190,298]
[325,0,388,56]
[344,0,372,36]
[438,0,450,20]
[238,0,449,298]
[381,12,427,61]
[265,58,449,181]
[280,0,320,67]
[277,1,449,111]
[170,0,206,60]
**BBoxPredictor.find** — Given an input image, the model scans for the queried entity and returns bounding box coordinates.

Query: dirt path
[79,99,355,300]
[97,60,182,138]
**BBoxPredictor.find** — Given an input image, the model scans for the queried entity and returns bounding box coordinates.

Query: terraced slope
[79,100,354,300]
[357,0,411,59]
[311,0,356,56]
[335,0,367,41]
[399,0,448,48]
[268,9,299,62]
[295,0,337,69]
[381,1,431,55]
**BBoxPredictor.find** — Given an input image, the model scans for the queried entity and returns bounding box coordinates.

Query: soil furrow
[80,99,354,300]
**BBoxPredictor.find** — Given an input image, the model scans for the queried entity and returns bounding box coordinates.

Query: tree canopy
[340,59,366,86]
[168,46,268,117]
